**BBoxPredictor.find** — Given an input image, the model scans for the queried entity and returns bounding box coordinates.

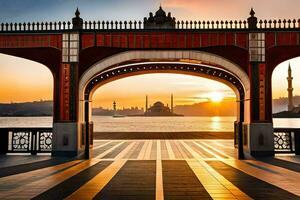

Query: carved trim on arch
[79,50,250,98]
[84,62,245,101]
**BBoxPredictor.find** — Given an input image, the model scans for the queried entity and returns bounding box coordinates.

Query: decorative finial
[247,7,257,29]
[250,8,255,17]
[72,7,83,30]
[288,62,291,71]
[75,8,80,18]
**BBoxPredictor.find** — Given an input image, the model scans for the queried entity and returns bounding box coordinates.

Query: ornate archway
[78,50,251,158]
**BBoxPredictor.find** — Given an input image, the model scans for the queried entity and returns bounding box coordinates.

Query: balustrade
[273,128,300,154]
[1,18,300,32]
[0,128,52,155]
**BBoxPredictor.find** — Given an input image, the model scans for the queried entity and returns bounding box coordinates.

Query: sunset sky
[0,0,300,108]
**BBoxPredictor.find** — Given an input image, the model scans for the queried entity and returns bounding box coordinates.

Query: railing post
[289,131,293,152]
[295,130,300,155]
[0,128,8,155]
[31,130,37,155]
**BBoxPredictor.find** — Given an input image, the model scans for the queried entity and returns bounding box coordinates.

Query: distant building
[287,63,294,111]
[144,94,183,116]
[287,64,300,114]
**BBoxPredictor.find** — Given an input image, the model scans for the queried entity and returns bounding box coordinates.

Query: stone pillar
[244,31,274,157]
[52,9,85,157]
[52,31,82,157]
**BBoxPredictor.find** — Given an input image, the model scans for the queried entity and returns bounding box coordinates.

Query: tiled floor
[0,139,300,200]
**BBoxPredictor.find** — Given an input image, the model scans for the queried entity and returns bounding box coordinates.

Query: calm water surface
[0,116,299,132]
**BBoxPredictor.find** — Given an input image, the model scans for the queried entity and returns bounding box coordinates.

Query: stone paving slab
[207,160,300,200]
[94,160,156,200]
[162,160,212,200]
[32,161,112,200]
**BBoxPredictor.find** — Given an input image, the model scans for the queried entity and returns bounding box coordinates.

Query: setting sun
[208,92,224,103]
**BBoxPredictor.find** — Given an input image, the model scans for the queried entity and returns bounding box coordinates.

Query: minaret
[171,93,174,113]
[287,63,294,111]
[113,101,117,112]
[145,95,148,113]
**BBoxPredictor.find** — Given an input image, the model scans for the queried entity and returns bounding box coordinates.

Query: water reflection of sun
[211,116,222,130]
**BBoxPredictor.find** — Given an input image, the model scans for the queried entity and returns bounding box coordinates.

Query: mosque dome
[155,6,166,18]
[144,96,183,116]
[153,101,164,107]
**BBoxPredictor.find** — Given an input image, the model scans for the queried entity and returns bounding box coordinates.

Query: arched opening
[84,63,245,159]
[0,53,54,155]
[91,73,237,133]
[271,57,300,154]
[79,51,250,159]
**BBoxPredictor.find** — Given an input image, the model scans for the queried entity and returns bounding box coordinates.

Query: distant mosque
[287,63,300,113]
[144,94,183,116]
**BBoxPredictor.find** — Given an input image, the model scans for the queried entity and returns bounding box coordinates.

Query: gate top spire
[247,8,257,29]
[144,5,176,29]
[75,8,80,18]
[72,7,83,30]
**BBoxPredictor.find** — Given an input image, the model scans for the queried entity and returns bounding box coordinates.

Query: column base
[52,122,84,157]
[243,122,274,157]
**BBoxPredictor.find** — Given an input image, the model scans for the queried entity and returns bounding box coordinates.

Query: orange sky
[0,54,53,103]
[92,73,236,108]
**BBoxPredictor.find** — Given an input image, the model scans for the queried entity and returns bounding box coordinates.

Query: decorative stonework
[79,51,250,97]
[84,63,245,100]
[274,132,293,152]
[11,131,30,151]
[259,64,266,120]
[39,131,53,151]
[60,64,70,120]
[249,33,265,62]
[144,6,176,29]
[62,33,79,63]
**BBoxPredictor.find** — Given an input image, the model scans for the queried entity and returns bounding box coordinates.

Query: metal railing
[0,128,52,154]
[274,128,300,154]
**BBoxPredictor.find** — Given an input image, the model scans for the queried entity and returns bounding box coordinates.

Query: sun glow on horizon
[207,92,224,103]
